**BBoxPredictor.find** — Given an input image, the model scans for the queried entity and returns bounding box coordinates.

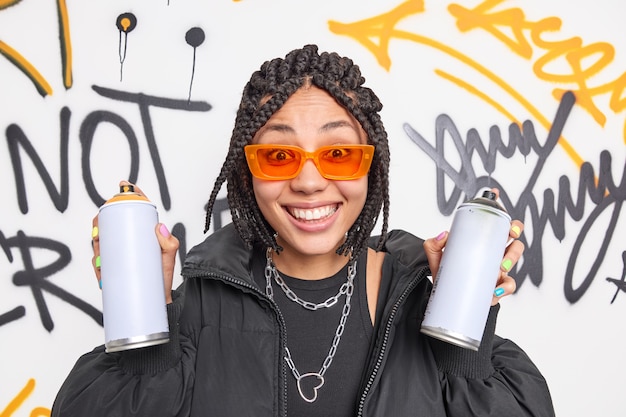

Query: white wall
[1,1,624,416]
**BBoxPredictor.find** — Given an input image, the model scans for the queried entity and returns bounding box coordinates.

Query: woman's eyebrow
[256,120,357,138]
[319,120,358,133]
[255,123,294,138]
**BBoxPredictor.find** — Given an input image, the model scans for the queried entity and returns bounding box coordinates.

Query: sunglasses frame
[244,144,375,180]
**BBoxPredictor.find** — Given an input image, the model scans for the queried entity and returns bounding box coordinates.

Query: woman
[52,44,554,416]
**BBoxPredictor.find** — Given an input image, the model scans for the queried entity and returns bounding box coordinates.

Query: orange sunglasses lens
[245,144,374,180]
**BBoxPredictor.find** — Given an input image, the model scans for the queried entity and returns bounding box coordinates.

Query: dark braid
[204,44,390,258]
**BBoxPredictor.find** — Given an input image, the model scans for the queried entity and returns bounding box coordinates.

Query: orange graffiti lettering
[449,0,533,58]
[57,0,73,89]
[328,0,585,168]
[448,0,625,136]
[0,379,50,417]
[0,0,22,10]
[0,0,73,96]
[328,0,425,71]
[539,40,614,126]
[0,41,52,96]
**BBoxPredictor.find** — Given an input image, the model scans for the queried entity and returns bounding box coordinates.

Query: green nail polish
[501,259,512,271]
[95,255,101,268]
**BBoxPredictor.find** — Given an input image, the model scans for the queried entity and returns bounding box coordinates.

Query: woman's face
[251,86,369,263]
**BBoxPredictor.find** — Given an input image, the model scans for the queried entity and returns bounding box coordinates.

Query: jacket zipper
[356,266,430,417]
[184,270,289,417]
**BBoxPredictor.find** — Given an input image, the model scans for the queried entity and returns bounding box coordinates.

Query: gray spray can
[420,190,511,350]
[98,185,169,353]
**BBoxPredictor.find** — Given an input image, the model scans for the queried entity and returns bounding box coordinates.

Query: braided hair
[204,44,390,258]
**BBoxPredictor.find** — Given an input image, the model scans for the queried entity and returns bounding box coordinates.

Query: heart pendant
[297,372,325,403]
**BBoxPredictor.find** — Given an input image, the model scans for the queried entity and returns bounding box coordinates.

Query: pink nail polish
[159,223,170,238]
[436,231,446,241]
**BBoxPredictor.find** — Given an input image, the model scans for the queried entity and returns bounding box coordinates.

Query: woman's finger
[501,239,525,274]
[492,274,517,305]
[423,231,448,281]
[91,215,101,288]
[156,223,179,304]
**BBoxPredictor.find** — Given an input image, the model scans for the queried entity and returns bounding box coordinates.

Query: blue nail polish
[99,279,102,289]
[494,287,505,297]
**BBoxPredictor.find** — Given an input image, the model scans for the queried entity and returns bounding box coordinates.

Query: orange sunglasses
[244,144,375,180]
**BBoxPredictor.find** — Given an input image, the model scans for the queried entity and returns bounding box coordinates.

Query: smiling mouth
[287,204,338,221]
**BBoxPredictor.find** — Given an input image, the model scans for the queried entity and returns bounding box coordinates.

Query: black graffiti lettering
[404,97,568,217]
[0,306,26,327]
[171,221,187,272]
[404,93,574,288]
[565,198,620,302]
[0,230,102,331]
[564,151,625,302]
[406,91,626,302]
[80,110,140,206]
[91,85,212,210]
[607,252,626,303]
[3,87,211,214]
[403,92,626,302]
[6,107,70,214]
[0,233,19,324]
[506,92,578,290]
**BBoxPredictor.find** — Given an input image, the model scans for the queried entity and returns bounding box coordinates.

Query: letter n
[6,107,70,213]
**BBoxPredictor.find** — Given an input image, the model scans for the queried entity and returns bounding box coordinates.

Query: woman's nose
[289,159,328,193]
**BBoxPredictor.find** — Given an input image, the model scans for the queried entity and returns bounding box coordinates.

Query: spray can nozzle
[481,190,496,201]
[120,184,135,194]
[470,190,507,212]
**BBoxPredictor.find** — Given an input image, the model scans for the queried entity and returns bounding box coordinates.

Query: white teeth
[290,205,337,220]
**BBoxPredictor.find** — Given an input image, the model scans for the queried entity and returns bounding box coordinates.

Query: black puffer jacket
[52,223,555,416]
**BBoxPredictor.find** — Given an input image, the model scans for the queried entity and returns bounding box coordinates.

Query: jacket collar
[182,223,255,284]
[182,223,430,287]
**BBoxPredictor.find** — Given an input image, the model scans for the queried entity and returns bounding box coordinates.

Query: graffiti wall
[1,0,624,416]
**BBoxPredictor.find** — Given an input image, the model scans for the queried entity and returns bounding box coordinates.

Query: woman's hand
[91,180,179,303]
[422,189,525,306]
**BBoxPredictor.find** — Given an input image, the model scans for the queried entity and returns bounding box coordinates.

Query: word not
[5,86,211,214]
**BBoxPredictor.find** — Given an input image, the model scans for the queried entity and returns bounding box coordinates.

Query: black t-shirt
[252,248,374,417]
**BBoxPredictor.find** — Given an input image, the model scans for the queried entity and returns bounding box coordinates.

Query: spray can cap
[120,184,135,194]
[104,184,150,204]
[466,190,507,213]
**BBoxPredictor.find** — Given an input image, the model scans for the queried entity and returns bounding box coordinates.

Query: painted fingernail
[501,258,512,271]
[435,231,446,241]
[159,223,171,238]
[99,279,102,289]
[95,255,101,268]
[494,287,505,297]
[92,226,99,238]
[511,225,521,237]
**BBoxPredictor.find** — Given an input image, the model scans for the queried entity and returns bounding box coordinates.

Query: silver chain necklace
[264,249,356,403]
